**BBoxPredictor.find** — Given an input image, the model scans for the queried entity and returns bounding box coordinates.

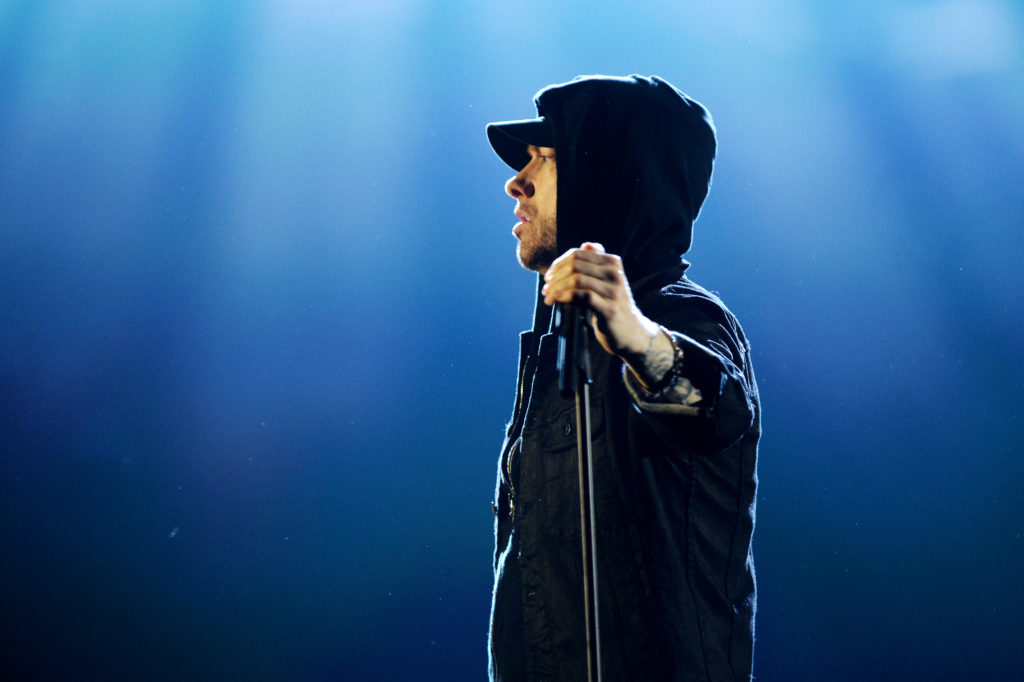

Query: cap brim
[486,117,553,170]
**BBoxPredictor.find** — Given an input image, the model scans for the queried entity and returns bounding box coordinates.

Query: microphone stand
[556,302,602,682]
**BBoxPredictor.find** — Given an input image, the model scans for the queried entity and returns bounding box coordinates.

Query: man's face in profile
[506,145,558,273]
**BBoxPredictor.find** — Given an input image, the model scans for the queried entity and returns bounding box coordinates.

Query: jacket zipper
[506,437,522,518]
[504,356,534,518]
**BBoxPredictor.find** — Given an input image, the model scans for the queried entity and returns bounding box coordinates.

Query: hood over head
[487,74,716,280]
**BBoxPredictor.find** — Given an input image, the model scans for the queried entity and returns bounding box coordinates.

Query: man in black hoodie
[486,75,760,682]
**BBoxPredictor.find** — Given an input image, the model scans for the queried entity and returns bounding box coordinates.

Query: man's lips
[513,209,530,238]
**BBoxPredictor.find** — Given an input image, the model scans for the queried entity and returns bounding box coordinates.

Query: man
[486,75,760,681]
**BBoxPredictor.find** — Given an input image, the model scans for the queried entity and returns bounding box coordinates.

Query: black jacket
[488,76,760,682]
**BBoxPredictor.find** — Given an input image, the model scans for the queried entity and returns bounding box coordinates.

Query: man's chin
[518,245,554,274]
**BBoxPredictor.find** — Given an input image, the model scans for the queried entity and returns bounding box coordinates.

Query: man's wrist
[621,320,675,392]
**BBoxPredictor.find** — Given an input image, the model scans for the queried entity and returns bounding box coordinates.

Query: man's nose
[505,171,533,199]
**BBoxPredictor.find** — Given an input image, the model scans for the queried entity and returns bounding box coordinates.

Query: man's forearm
[621,325,703,406]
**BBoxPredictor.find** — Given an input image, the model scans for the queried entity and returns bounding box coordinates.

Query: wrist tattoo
[638,327,702,406]
[642,338,675,390]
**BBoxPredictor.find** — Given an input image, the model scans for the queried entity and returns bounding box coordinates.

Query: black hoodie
[487,75,760,681]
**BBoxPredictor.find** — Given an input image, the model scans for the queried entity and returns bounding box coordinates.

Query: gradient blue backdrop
[2,1,1022,680]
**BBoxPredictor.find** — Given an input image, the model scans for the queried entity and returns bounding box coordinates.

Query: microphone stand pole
[557,302,602,682]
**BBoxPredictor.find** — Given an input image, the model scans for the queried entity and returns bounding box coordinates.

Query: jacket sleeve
[622,299,757,452]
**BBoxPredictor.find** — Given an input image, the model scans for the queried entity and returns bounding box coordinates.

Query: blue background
[2,1,1022,680]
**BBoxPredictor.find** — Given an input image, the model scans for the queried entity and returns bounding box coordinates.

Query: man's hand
[542,243,675,392]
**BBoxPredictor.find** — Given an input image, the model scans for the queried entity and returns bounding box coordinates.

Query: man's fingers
[546,248,619,281]
[564,258,618,282]
[571,248,616,266]
[544,272,617,304]
[547,243,614,272]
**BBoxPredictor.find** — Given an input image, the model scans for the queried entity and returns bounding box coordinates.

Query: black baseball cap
[486,116,554,171]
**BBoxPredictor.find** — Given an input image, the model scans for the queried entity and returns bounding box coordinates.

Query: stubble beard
[518,215,558,273]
